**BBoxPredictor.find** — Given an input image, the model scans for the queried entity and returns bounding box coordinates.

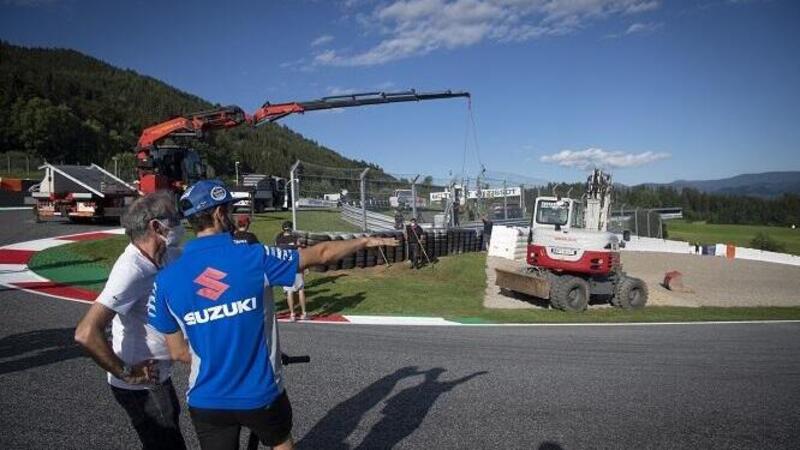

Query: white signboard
[430,187,522,202]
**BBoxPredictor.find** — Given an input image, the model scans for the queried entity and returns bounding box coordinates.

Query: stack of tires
[306,233,330,272]
[339,233,356,270]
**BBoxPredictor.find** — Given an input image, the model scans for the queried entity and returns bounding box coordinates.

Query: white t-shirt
[96,244,179,390]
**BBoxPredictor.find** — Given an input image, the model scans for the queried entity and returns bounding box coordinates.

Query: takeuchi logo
[194,267,229,301]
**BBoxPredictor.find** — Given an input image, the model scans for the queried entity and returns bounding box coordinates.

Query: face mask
[156,220,185,247]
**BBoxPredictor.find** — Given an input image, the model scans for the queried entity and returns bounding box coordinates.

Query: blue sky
[1,0,798,185]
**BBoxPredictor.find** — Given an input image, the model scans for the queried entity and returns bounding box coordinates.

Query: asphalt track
[1,210,799,449]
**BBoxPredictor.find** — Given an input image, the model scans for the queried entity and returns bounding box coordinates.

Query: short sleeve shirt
[96,244,180,390]
[147,233,299,410]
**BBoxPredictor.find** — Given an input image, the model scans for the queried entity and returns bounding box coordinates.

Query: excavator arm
[249,89,470,127]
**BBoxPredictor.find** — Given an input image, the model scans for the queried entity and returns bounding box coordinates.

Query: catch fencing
[290,159,542,232]
[607,208,666,239]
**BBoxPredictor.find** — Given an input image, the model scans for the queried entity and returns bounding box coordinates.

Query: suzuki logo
[195,267,229,301]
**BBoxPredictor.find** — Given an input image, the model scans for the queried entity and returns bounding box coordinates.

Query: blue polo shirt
[148,233,298,410]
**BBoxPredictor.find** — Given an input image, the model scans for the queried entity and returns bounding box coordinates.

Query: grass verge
[28,240,800,323]
[667,220,800,255]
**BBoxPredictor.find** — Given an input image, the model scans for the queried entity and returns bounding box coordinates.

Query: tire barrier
[308,233,330,272]
[291,228,484,272]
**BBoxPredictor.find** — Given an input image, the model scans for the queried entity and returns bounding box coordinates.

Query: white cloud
[320,0,662,66]
[625,21,661,35]
[540,148,670,170]
[310,35,335,47]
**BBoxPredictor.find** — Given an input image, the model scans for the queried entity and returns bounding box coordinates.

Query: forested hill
[0,41,379,178]
[648,172,800,198]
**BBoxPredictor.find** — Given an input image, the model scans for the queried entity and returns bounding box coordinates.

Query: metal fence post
[634,209,639,237]
[503,180,508,220]
[290,160,300,230]
[646,209,651,238]
[519,184,525,218]
[360,168,370,232]
[411,174,419,221]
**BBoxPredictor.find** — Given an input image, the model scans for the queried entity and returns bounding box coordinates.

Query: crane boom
[249,89,470,126]
[137,105,247,149]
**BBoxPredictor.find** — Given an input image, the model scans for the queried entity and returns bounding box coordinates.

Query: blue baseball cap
[179,179,235,217]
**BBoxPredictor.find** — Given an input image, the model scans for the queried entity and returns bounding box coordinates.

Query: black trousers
[189,391,293,450]
[110,379,186,450]
[408,243,422,267]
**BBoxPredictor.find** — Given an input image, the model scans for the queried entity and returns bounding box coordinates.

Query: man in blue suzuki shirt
[147,180,395,450]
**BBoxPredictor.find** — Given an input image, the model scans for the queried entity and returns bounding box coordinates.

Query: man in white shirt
[74,192,186,449]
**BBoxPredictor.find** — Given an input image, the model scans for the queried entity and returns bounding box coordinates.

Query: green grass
[28,210,360,273]
[667,220,800,255]
[28,240,800,323]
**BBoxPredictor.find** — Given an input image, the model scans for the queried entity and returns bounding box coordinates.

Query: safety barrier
[293,227,484,272]
[619,236,693,254]
[340,204,397,231]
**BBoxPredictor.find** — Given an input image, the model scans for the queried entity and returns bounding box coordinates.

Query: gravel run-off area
[485,252,800,309]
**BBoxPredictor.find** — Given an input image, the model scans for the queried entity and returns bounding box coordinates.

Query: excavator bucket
[495,267,551,299]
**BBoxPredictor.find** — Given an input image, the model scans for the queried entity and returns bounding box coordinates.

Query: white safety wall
[713,244,800,267]
[488,227,800,267]
[620,236,693,254]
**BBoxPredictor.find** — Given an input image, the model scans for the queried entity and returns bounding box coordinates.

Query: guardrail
[342,204,530,232]
[341,204,397,231]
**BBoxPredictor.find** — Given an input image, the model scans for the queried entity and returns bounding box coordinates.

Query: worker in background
[75,192,186,450]
[394,208,405,230]
[233,215,259,244]
[275,221,307,321]
[405,217,425,269]
[148,180,397,450]
[481,214,493,251]
[452,193,461,227]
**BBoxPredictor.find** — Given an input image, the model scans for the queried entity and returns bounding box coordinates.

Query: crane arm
[249,89,470,127]
[137,105,247,148]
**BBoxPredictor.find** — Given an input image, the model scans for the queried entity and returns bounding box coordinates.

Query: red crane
[135,90,470,194]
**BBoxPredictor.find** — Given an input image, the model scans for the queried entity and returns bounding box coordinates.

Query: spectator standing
[148,180,397,450]
[275,221,307,321]
[74,192,187,450]
[234,215,259,244]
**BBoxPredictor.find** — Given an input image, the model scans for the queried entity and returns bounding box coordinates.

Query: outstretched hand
[365,237,399,248]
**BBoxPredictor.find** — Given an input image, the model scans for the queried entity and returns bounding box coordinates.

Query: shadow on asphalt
[0,279,107,293]
[298,367,488,449]
[0,327,86,376]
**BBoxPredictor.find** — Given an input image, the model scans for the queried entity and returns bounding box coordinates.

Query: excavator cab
[531,197,575,232]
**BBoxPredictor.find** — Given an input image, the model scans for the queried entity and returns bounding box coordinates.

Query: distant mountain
[0,41,379,178]
[649,172,800,197]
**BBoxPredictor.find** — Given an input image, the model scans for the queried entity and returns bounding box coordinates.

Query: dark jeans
[110,379,186,450]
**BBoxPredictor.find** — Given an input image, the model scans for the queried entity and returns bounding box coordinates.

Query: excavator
[33,90,469,221]
[494,169,649,311]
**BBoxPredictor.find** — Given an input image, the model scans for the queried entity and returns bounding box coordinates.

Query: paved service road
[1,216,799,449]
[0,209,118,246]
